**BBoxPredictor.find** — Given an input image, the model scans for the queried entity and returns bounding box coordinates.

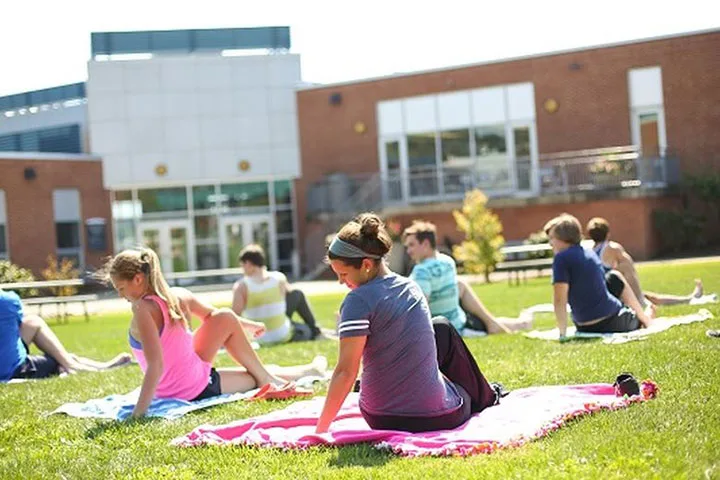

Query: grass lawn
[1,261,718,479]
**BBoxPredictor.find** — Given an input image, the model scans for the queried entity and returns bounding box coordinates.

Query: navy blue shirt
[552,245,622,324]
[0,290,27,381]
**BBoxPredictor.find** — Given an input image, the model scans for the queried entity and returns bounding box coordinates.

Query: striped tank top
[242,272,289,335]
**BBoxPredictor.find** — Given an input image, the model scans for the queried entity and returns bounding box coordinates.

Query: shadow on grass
[85,416,163,439]
[327,444,393,468]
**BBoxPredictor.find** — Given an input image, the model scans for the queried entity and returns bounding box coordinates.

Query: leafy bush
[652,210,705,254]
[41,255,80,297]
[0,260,38,298]
[524,230,553,259]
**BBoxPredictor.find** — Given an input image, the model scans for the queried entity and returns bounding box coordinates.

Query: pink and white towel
[172,380,658,456]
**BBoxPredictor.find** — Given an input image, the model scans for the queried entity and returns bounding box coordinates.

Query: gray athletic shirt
[338,273,462,417]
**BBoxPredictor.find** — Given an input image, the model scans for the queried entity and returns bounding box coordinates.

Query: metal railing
[0,267,248,296]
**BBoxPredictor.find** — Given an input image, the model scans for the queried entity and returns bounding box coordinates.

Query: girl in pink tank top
[101,248,326,418]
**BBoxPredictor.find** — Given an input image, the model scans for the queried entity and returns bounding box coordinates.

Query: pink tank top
[130,295,212,400]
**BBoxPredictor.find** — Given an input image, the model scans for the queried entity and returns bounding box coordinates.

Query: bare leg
[19,315,96,372]
[616,262,647,308]
[70,353,133,370]
[458,280,511,334]
[265,355,328,382]
[193,312,286,388]
[645,279,704,306]
[614,273,653,327]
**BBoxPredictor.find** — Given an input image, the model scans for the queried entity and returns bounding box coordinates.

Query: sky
[0,0,718,96]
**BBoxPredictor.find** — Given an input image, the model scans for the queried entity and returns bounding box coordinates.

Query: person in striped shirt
[232,244,322,344]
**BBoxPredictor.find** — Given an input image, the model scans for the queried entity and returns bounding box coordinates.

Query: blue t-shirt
[552,245,622,324]
[409,253,466,332]
[0,290,27,381]
[338,273,462,417]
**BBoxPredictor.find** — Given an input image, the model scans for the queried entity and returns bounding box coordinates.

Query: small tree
[452,189,505,283]
[41,255,80,297]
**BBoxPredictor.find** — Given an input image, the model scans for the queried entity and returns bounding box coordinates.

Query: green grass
[1,261,718,479]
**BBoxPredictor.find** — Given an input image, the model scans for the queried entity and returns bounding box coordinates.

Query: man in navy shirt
[543,214,652,340]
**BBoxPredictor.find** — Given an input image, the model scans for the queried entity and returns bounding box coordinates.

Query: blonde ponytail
[139,249,185,324]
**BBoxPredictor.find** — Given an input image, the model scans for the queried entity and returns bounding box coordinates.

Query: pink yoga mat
[172,381,657,457]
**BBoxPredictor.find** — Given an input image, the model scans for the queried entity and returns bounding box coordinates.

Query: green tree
[452,189,505,283]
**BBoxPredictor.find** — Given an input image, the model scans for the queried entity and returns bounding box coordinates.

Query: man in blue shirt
[402,221,467,332]
[543,214,652,340]
[0,289,131,381]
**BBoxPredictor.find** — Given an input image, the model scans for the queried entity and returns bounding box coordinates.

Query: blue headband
[328,237,381,259]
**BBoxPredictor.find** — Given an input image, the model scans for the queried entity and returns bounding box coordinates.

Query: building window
[220,182,270,209]
[439,129,472,194]
[137,187,189,215]
[53,189,83,267]
[0,124,82,154]
[474,125,510,190]
[406,133,439,197]
[0,190,6,260]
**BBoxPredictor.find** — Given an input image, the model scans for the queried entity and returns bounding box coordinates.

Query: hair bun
[359,214,381,237]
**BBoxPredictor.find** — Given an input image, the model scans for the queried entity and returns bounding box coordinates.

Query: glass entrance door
[139,221,195,273]
[220,215,274,269]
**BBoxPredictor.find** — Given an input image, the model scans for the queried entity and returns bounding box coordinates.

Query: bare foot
[106,353,133,369]
[309,355,328,377]
[644,303,657,320]
[692,279,703,298]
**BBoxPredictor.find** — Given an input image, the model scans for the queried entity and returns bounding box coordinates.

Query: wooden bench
[23,294,98,323]
[497,244,553,285]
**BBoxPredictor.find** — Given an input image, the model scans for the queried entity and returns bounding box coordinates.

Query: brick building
[295,29,720,272]
[0,153,112,275]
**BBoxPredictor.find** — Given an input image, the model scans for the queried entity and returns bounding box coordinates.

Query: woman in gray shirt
[315,213,497,433]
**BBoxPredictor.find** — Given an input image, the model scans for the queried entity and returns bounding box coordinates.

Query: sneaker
[707,329,720,338]
[613,372,640,397]
[490,382,509,405]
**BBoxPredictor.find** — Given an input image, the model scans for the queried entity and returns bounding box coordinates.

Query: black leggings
[285,290,321,340]
[361,317,496,432]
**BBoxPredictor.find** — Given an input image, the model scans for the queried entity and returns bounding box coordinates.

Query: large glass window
[475,125,510,190]
[0,190,6,259]
[385,141,400,171]
[220,182,269,208]
[406,133,438,197]
[194,215,218,240]
[137,187,188,214]
[513,127,531,190]
[53,189,83,267]
[114,219,136,251]
[0,224,7,259]
[192,185,217,211]
[275,211,294,235]
[273,180,292,206]
[440,129,472,194]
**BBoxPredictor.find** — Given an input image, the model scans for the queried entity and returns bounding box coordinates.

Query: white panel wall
[88,53,302,188]
[437,91,471,129]
[471,87,506,125]
[628,67,663,107]
[53,189,81,221]
[403,95,437,133]
[506,83,536,120]
[377,100,403,136]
